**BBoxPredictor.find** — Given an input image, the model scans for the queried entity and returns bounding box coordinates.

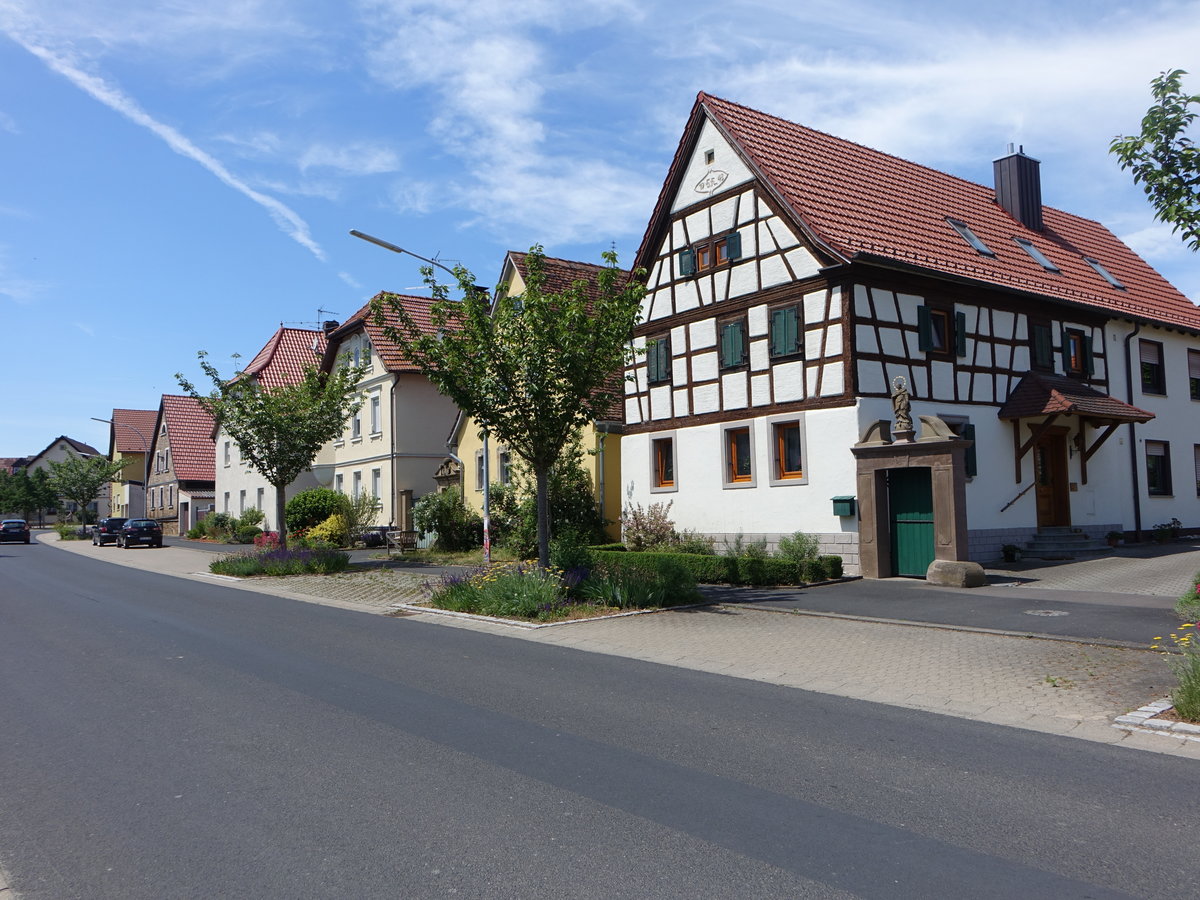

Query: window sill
[350,437,363,445]
[649,483,678,494]
[722,480,757,490]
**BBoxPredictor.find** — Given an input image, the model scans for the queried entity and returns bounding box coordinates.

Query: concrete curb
[1113,698,1200,742]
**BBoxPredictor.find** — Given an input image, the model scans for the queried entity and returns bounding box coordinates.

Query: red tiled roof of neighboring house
[241,327,327,389]
[997,373,1154,423]
[110,409,158,454]
[638,93,1200,331]
[0,457,29,474]
[159,395,216,481]
[327,292,440,373]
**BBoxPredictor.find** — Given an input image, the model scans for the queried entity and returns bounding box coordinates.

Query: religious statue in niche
[891,375,914,440]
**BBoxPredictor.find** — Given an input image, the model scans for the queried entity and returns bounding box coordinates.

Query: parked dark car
[118,518,163,548]
[0,519,31,544]
[92,517,128,546]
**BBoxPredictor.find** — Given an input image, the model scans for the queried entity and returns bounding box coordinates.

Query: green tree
[177,352,367,548]
[0,468,58,523]
[46,453,131,524]
[1111,68,1200,251]
[374,246,644,567]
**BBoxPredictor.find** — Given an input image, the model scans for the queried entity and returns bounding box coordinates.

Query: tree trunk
[275,482,288,550]
[535,463,551,568]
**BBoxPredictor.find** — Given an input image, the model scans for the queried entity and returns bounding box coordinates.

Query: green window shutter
[770,308,786,356]
[961,423,977,477]
[735,321,746,364]
[720,325,733,367]
[1083,334,1094,377]
[917,306,933,352]
[955,311,967,357]
[678,248,695,276]
[790,306,802,357]
[725,231,742,261]
[1033,324,1050,368]
[1060,329,1071,373]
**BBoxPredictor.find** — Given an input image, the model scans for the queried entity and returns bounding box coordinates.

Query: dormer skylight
[946,218,994,257]
[1013,237,1060,273]
[1083,257,1125,289]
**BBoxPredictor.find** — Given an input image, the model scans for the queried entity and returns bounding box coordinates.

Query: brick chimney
[321,319,340,335]
[993,144,1043,231]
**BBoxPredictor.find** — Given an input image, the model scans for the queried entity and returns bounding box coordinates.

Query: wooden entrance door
[1034,430,1070,528]
[888,467,935,577]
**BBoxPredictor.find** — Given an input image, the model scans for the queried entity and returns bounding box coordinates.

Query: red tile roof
[639,93,1200,331]
[110,408,158,453]
[159,395,216,481]
[327,292,440,373]
[241,327,326,389]
[997,373,1154,423]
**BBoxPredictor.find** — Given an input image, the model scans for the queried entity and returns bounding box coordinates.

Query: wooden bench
[386,530,420,557]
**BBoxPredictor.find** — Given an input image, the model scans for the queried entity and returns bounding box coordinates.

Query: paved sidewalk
[40,534,1200,759]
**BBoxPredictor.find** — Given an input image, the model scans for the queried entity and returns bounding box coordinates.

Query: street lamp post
[92,417,150,518]
[350,229,491,562]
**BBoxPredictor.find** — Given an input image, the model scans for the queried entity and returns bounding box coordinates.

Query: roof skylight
[1014,237,1060,273]
[1083,257,1125,289]
[946,218,994,257]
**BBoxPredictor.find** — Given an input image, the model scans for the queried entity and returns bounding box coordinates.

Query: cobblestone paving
[990,545,1200,598]
[253,568,431,611]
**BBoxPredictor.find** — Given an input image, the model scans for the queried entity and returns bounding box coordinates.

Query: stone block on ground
[926,559,986,588]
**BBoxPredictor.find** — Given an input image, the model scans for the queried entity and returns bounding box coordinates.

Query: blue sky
[2,0,1198,456]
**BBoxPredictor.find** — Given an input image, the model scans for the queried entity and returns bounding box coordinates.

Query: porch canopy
[997,372,1154,484]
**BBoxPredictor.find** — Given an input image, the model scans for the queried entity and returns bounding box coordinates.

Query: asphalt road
[1,541,1196,899]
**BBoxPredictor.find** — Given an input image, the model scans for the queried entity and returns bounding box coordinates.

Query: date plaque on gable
[695,170,728,194]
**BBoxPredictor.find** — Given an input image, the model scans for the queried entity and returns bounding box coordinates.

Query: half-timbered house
[623,93,1200,577]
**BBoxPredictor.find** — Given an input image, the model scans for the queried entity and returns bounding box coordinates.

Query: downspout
[390,376,397,528]
[1123,320,1144,541]
[596,432,606,524]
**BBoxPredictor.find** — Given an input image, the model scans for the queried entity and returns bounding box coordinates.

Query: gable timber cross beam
[1012,414,1061,483]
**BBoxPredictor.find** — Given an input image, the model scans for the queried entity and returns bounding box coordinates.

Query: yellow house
[445,251,628,541]
[103,408,157,518]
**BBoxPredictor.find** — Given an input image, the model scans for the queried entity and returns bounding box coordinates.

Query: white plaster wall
[670,118,755,214]
[622,405,862,538]
[215,424,319,531]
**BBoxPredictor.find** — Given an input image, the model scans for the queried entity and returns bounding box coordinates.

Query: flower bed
[209,546,350,577]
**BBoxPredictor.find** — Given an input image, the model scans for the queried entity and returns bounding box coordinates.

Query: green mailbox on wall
[831,496,856,517]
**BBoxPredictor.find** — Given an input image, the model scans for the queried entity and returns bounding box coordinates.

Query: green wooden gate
[888,467,934,577]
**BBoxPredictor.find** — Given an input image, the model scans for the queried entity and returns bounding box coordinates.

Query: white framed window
[239,489,246,514]
[370,393,381,435]
[224,441,231,466]
[223,491,230,513]
[497,449,513,486]
[722,423,757,489]
[474,450,485,491]
[334,473,343,494]
[256,487,264,510]
[371,468,381,504]
[352,408,362,440]
[352,470,362,499]
[649,431,677,494]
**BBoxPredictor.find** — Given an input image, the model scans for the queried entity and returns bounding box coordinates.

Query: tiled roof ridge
[697,91,1106,234]
[507,250,629,274]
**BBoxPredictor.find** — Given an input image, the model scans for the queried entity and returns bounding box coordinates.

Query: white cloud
[73,321,94,336]
[338,271,362,288]
[298,142,400,176]
[0,110,18,133]
[1,30,326,260]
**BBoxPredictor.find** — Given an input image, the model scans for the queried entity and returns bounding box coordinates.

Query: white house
[317,294,460,530]
[623,92,1200,577]
[214,326,327,529]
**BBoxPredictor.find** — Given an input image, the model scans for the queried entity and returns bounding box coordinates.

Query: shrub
[589,543,627,552]
[489,445,608,556]
[620,501,677,552]
[308,513,350,547]
[342,489,380,544]
[550,527,593,572]
[582,557,698,608]
[238,507,266,528]
[819,555,844,580]
[413,487,483,552]
[55,521,81,540]
[285,488,345,532]
[1175,574,1200,621]
[254,531,280,550]
[186,524,205,539]
[234,525,263,544]
[777,531,820,564]
[674,529,716,555]
[203,512,237,541]
[721,532,769,559]
[589,549,842,586]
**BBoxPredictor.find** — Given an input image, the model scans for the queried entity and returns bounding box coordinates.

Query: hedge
[590,550,843,586]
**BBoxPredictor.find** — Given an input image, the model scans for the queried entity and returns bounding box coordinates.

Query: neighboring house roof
[241,326,327,389]
[639,92,1199,331]
[110,409,158,454]
[27,435,102,464]
[158,395,216,481]
[0,457,30,474]
[325,292,439,374]
[997,373,1154,423]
